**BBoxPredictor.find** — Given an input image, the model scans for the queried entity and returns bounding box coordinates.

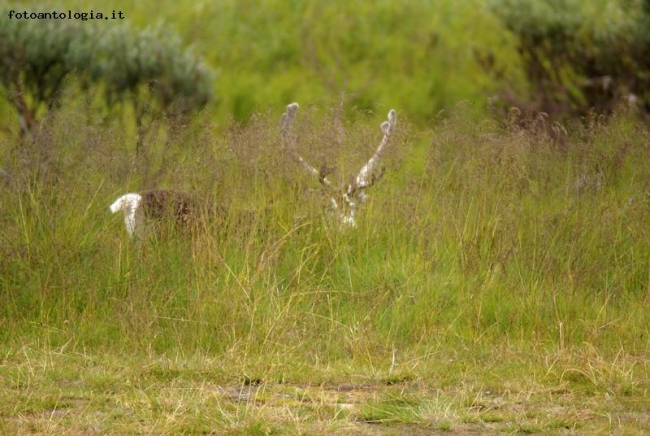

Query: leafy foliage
[4,0,650,126]
[0,7,213,138]
[488,0,650,117]
[95,23,212,117]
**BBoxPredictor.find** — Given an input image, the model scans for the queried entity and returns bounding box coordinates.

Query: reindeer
[279,102,397,227]
[110,102,396,236]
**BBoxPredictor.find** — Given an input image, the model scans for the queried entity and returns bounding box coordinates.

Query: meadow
[1,0,650,434]
[1,98,649,434]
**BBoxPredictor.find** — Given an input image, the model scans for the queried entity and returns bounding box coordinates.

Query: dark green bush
[488,0,650,118]
[0,8,213,140]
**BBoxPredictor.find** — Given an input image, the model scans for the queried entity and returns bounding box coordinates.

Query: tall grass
[2,100,649,433]
[1,100,649,371]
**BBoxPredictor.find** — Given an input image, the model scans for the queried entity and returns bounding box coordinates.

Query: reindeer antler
[280,102,396,227]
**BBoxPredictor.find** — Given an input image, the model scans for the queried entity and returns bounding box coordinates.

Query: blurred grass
[1,0,527,124]
[3,0,645,126]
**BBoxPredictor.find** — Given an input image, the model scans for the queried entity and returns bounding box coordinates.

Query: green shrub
[0,7,213,141]
[488,0,650,117]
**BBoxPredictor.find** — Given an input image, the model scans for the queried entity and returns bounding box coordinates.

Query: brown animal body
[140,189,199,221]
[110,189,222,237]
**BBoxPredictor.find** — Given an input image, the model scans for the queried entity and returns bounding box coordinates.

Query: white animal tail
[109,193,142,236]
